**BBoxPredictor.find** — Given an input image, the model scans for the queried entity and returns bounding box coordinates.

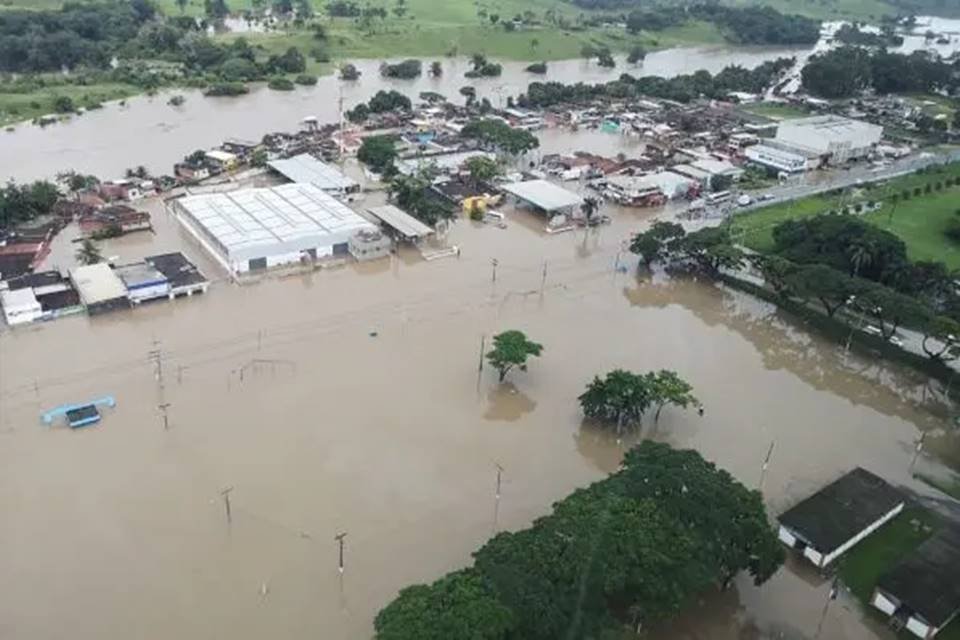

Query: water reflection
[483,383,536,422]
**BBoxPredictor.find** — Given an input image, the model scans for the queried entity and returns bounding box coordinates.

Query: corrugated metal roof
[367,205,434,239]
[501,180,582,212]
[268,154,358,191]
[69,263,128,305]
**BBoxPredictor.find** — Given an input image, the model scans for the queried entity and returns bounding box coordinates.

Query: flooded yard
[1,200,956,640]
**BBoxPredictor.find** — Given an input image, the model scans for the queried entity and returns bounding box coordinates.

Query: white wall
[778,526,797,547]
[906,617,932,639]
[128,282,171,303]
[2,303,42,326]
[822,502,904,567]
[872,590,898,616]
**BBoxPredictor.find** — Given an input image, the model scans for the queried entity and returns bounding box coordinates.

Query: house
[68,263,131,314]
[4,271,83,321]
[174,163,211,182]
[872,526,960,639]
[0,287,42,325]
[144,253,209,298]
[78,205,151,237]
[205,150,239,171]
[778,468,904,568]
[99,179,144,202]
[115,262,171,304]
[348,229,392,262]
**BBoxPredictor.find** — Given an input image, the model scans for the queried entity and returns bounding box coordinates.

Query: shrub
[294,74,318,85]
[268,76,295,91]
[945,218,960,243]
[203,82,250,97]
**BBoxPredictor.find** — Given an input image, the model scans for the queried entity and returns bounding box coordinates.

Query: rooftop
[177,183,375,260]
[367,205,434,239]
[501,179,583,212]
[115,262,168,288]
[68,263,129,305]
[779,468,904,554]
[1,287,40,310]
[878,526,960,627]
[778,115,882,135]
[145,253,208,288]
[268,154,359,192]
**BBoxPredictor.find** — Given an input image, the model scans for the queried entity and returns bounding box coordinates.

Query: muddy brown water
[0,45,816,183]
[1,195,957,640]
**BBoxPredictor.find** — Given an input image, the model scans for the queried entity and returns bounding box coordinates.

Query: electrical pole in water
[158,402,171,431]
[148,339,164,387]
[491,258,498,284]
[335,532,347,574]
[758,440,775,491]
[478,335,486,373]
[814,578,839,639]
[909,432,927,477]
[540,262,547,294]
[495,463,504,500]
[220,487,234,525]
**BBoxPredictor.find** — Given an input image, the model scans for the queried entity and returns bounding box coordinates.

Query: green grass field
[0,81,138,128]
[838,505,960,640]
[729,164,960,269]
[915,472,960,500]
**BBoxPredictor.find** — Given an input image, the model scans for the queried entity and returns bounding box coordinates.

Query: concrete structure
[171,183,377,275]
[745,144,810,174]
[367,205,434,241]
[68,263,130,314]
[872,527,960,639]
[500,180,583,215]
[115,263,170,304]
[778,468,904,568]
[3,271,82,322]
[348,229,392,262]
[775,116,883,163]
[268,154,360,196]
[0,287,42,325]
[636,171,698,200]
[602,176,667,207]
[205,150,239,171]
[145,253,209,298]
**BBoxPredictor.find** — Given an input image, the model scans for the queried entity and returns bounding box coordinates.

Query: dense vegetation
[0,180,60,230]
[460,119,540,155]
[347,89,412,122]
[380,59,422,79]
[802,47,958,98]
[517,58,794,107]
[833,23,904,47]
[374,441,783,640]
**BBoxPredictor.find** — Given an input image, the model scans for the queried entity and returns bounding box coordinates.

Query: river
[1,194,958,640]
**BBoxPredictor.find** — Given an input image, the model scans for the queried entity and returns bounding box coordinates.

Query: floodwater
[0,44,812,183]
[1,195,958,640]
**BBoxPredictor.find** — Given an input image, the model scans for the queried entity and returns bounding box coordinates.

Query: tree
[461,119,539,155]
[176,0,188,12]
[710,173,733,193]
[580,196,600,224]
[630,221,685,266]
[647,370,698,422]
[357,135,397,174]
[488,13,499,25]
[389,171,454,226]
[340,63,361,80]
[579,369,653,434]
[922,316,960,362]
[785,263,861,317]
[597,49,615,68]
[205,0,229,19]
[627,45,646,64]
[75,239,103,265]
[857,283,931,340]
[676,227,744,275]
[429,61,442,77]
[250,148,268,167]
[52,95,75,113]
[464,156,501,183]
[267,46,306,73]
[486,330,543,382]
[374,569,513,640]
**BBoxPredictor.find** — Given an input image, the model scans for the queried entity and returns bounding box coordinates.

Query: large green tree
[630,221,685,267]
[486,330,543,382]
[374,569,514,640]
[357,135,398,174]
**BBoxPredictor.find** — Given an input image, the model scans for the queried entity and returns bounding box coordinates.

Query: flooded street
[1,199,957,640]
[0,44,813,183]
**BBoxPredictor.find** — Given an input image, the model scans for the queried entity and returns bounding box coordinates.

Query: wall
[128,282,171,303]
[821,502,904,567]
[906,616,933,639]
[778,526,797,547]
[871,589,898,616]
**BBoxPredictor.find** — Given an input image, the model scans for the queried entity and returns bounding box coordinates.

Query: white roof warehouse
[170,183,376,274]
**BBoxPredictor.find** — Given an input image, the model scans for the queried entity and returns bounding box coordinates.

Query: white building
[170,183,377,275]
[68,263,131,315]
[775,115,883,163]
[745,144,810,174]
[778,468,904,569]
[0,287,42,326]
[115,263,171,304]
[268,154,360,197]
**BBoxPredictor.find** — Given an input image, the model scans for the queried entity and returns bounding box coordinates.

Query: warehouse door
[332,242,349,256]
[248,257,267,271]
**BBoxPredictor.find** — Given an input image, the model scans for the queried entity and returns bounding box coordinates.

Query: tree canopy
[0,180,60,229]
[461,119,539,155]
[375,441,783,640]
[579,369,698,433]
[357,135,398,174]
[802,47,957,98]
[486,330,543,382]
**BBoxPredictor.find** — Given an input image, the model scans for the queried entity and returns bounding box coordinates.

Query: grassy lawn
[0,81,139,128]
[741,101,811,120]
[914,472,960,501]
[729,164,960,269]
[838,505,960,640]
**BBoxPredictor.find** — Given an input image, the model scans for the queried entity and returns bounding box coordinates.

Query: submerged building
[774,115,883,164]
[170,183,377,275]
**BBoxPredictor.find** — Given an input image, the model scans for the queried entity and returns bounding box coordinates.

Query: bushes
[524,62,547,74]
[268,76,295,91]
[203,82,249,96]
[294,74,318,85]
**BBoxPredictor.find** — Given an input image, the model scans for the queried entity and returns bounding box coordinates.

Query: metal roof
[501,179,583,212]
[177,183,374,261]
[367,205,434,239]
[268,154,358,192]
[69,263,128,305]
[115,262,167,288]
[877,526,960,627]
[396,150,494,176]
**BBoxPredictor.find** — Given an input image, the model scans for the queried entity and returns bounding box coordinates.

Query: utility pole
[335,532,347,574]
[148,339,164,387]
[909,432,927,477]
[158,402,171,431]
[220,486,234,525]
[495,463,504,500]
[814,578,839,639]
[338,85,345,160]
[540,262,547,294]
[478,335,486,373]
[758,440,775,491]
[491,258,498,284]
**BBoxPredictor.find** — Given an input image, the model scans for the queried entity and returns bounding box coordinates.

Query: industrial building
[778,468,904,568]
[144,253,209,298]
[68,263,131,315]
[170,183,377,275]
[115,262,170,304]
[775,116,883,164]
[268,154,360,197]
[500,180,583,216]
[745,143,810,174]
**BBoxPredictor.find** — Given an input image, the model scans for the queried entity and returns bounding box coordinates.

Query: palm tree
[580,197,599,225]
[847,240,873,277]
[76,239,103,265]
